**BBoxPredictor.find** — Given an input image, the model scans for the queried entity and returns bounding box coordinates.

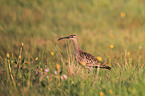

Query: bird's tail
[94,65,111,70]
[100,65,111,70]
[92,63,111,70]
[87,63,111,70]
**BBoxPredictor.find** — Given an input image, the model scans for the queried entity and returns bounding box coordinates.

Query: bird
[58,35,111,70]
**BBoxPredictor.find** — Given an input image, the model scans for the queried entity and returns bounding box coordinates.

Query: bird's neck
[72,39,80,56]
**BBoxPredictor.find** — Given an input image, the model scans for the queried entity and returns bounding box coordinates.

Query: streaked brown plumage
[58,35,111,70]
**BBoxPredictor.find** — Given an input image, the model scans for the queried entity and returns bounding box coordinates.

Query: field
[0,0,145,96]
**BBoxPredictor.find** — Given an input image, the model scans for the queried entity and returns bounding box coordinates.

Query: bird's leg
[76,62,81,73]
[76,66,80,73]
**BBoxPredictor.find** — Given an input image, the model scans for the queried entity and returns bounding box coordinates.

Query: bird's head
[58,35,77,41]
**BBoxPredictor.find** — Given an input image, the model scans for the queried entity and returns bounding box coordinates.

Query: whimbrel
[58,35,111,70]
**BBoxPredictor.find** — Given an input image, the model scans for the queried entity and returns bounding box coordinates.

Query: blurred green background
[1,0,145,57]
[0,0,145,96]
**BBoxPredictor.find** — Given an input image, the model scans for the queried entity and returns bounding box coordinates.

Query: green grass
[0,0,145,96]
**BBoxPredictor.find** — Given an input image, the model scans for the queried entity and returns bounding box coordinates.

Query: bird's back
[76,50,98,64]
[76,50,111,70]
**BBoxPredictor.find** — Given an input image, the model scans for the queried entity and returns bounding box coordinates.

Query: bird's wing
[78,50,111,70]
[79,50,98,62]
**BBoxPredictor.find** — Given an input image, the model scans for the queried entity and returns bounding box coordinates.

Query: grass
[0,0,145,96]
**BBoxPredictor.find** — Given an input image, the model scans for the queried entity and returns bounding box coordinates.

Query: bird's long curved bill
[58,36,69,41]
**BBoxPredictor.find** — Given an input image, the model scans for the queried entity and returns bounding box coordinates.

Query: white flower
[61,76,63,80]
[45,68,49,72]
[63,74,67,79]
[40,72,43,75]
[54,71,57,75]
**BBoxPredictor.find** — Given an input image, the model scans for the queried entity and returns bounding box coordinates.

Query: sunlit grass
[0,39,145,96]
[0,0,145,96]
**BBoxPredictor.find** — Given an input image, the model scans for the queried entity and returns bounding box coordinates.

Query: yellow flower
[97,56,102,62]
[120,12,126,18]
[66,60,69,63]
[7,53,10,58]
[40,68,43,72]
[19,55,21,59]
[21,42,24,46]
[51,52,54,56]
[109,89,113,94]
[99,91,104,96]
[35,57,38,61]
[127,52,130,56]
[142,64,144,68]
[110,44,114,48]
[81,62,86,66]
[56,64,60,70]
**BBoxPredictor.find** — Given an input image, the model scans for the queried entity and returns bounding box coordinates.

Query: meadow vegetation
[0,0,145,95]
